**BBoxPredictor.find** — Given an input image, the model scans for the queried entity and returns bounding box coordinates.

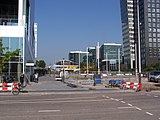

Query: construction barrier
[122,82,142,91]
[0,82,20,95]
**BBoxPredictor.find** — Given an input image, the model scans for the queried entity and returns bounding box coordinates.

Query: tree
[36,60,46,68]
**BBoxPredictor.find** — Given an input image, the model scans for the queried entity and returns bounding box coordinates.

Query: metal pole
[79,52,81,75]
[118,48,121,74]
[97,42,100,74]
[62,58,65,82]
[86,48,89,76]
[137,0,141,83]
[106,52,108,74]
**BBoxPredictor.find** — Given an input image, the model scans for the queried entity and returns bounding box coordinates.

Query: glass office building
[0,0,36,82]
[121,0,160,69]
[139,0,160,68]
[100,43,122,71]
[120,0,137,70]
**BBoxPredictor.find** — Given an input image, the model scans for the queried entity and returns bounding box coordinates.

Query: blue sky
[35,0,122,65]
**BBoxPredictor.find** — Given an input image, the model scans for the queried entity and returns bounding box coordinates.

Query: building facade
[120,0,160,70]
[0,0,36,82]
[100,43,122,72]
[139,0,160,68]
[120,0,137,70]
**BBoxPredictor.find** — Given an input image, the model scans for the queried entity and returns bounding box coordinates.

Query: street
[0,91,160,120]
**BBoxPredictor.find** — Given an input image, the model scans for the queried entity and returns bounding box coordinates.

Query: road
[0,91,160,120]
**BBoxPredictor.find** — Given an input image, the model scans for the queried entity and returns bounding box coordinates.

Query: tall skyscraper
[120,0,137,70]
[120,0,160,70]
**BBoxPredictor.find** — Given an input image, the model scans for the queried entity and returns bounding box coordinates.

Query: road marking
[110,98,114,100]
[135,106,142,111]
[154,96,158,98]
[118,107,135,109]
[38,110,61,113]
[146,112,153,116]
[121,101,126,103]
[128,103,133,106]
[115,99,119,101]
[106,96,110,99]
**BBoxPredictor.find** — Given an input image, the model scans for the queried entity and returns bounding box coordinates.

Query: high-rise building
[139,0,160,68]
[120,0,160,70]
[120,0,137,70]
[0,0,36,82]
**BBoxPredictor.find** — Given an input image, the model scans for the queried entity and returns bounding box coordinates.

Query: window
[152,9,156,12]
[149,38,152,42]
[153,38,157,42]
[153,33,156,37]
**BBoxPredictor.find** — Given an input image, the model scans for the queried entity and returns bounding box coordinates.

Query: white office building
[0,0,37,82]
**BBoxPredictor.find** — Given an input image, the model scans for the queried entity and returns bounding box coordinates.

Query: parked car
[148,71,160,83]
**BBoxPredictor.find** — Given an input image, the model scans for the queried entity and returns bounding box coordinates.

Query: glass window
[148,18,151,22]
[152,13,155,17]
[152,9,156,12]
[149,43,152,47]
[153,33,156,37]
[153,28,156,32]
[157,28,160,32]
[152,18,156,22]
[148,13,151,17]
[153,23,156,27]
[148,8,151,12]
[152,4,155,7]
[153,38,157,42]
[149,38,152,42]
[149,28,152,32]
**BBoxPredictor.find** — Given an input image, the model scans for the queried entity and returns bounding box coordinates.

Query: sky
[35,0,122,65]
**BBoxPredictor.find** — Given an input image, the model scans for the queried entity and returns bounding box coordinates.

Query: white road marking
[118,107,135,109]
[110,98,114,100]
[121,101,126,103]
[106,96,110,99]
[115,99,119,101]
[146,112,153,116]
[38,110,61,113]
[135,106,142,111]
[154,96,158,98]
[128,103,133,106]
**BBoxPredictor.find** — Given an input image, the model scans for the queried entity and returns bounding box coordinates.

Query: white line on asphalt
[121,101,126,103]
[110,98,114,100]
[154,96,158,98]
[159,118,160,119]
[128,103,133,106]
[38,110,61,113]
[115,99,119,101]
[135,106,142,111]
[146,112,153,116]
[106,96,110,99]
[118,107,135,109]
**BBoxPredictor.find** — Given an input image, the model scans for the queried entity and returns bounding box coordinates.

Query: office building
[139,0,160,68]
[87,47,96,68]
[120,0,160,70]
[120,0,137,70]
[0,0,36,81]
[100,43,122,72]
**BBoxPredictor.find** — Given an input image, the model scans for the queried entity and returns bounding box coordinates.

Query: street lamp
[62,58,65,82]
[137,0,142,83]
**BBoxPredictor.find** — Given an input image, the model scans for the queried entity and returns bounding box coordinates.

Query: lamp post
[86,48,89,76]
[62,58,65,82]
[106,52,108,74]
[137,0,141,83]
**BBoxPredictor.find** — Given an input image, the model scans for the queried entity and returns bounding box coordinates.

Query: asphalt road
[0,92,160,120]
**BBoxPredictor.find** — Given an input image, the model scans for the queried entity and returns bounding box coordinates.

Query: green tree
[36,60,46,68]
